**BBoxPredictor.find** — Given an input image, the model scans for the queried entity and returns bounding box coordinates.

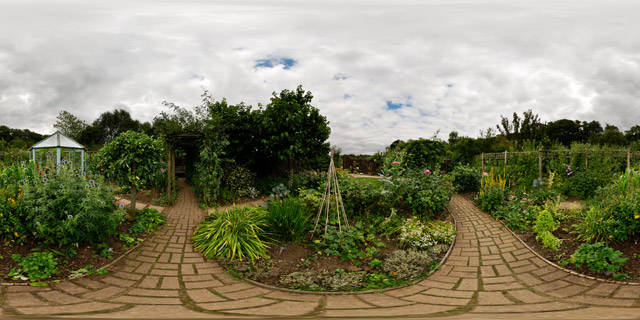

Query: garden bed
[0,221,154,284]
[514,219,640,283]
[213,211,455,292]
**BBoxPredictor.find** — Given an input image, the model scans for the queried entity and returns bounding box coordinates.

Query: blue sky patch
[386,100,412,110]
[255,57,297,70]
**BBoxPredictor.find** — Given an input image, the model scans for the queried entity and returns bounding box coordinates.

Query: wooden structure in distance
[313,152,350,235]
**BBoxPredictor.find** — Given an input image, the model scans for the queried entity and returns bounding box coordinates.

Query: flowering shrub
[477,169,508,213]
[398,217,455,250]
[21,163,120,246]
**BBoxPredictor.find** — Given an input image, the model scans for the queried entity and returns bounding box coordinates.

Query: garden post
[538,150,542,180]
[166,146,172,205]
[504,150,508,167]
[481,153,485,174]
[627,149,631,170]
[585,150,588,170]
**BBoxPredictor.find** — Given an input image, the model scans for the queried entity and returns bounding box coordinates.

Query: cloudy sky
[1,0,639,154]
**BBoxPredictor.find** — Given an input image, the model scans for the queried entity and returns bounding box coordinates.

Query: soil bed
[216,211,454,292]
[1,222,152,284]
[515,220,640,282]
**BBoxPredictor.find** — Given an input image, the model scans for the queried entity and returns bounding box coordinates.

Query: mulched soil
[0,222,151,284]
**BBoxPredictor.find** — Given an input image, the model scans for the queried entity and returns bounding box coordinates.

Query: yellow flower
[14,232,18,237]
[635,215,639,219]
[609,235,613,239]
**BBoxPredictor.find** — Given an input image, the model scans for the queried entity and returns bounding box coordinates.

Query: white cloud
[1,0,639,154]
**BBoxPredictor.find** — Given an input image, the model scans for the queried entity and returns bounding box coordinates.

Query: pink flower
[392,161,400,165]
[424,169,431,174]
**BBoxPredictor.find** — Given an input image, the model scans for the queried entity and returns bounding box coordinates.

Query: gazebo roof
[30,131,86,150]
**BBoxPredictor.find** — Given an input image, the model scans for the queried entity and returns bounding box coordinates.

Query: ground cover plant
[194,155,457,292]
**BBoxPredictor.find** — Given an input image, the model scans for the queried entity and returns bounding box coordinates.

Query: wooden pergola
[163,133,204,205]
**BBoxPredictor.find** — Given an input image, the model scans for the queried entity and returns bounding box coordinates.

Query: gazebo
[29,131,87,170]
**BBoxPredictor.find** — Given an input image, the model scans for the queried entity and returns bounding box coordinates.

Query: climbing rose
[392,161,400,165]
[424,169,431,174]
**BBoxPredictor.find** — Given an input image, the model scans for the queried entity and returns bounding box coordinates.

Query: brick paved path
[2,181,639,319]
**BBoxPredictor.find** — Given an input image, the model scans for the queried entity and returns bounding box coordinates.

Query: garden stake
[313,152,350,235]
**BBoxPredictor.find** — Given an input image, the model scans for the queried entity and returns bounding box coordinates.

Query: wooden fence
[477,149,640,179]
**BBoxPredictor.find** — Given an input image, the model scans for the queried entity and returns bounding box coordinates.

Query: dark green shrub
[566,170,606,199]
[477,187,507,213]
[22,164,119,246]
[569,242,627,273]
[573,207,621,243]
[311,222,383,261]
[191,206,270,263]
[450,165,481,192]
[266,197,310,242]
[492,201,536,232]
[223,165,256,197]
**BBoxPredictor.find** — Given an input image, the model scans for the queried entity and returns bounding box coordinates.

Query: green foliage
[69,265,108,279]
[279,270,364,291]
[311,222,383,261]
[534,209,558,234]
[266,197,310,242]
[0,161,36,241]
[261,85,331,171]
[381,169,452,219]
[129,208,165,236]
[592,183,640,240]
[402,138,447,171]
[537,231,561,251]
[53,111,87,141]
[569,242,628,273]
[492,201,537,232]
[223,165,256,198]
[21,163,119,246]
[9,252,59,281]
[192,206,271,263]
[95,130,165,210]
[477,169,508,213]
[398,217,456,250]
[566,170,607,199]
[450,165,481,192]
[382,249,436,280]
[573,207,621,243]
[119,233,143,249]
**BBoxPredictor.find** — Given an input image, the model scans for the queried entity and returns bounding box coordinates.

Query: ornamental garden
[0,91,639,289]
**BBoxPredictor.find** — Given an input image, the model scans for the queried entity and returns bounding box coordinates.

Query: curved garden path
[2,180,640,319]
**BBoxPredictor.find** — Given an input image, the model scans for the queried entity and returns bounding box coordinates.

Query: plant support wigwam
[313,152,350,235]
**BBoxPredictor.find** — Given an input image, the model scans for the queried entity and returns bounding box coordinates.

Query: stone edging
[0,201,165,287]
[495,212,640,286]
[216,207,459,295]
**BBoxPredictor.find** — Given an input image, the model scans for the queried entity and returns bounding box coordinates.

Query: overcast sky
[1,0,639,154]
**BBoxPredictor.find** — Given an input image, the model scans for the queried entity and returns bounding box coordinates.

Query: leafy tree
[580,120,603,143]
[78,125,104,150]
[96,131,165,220]
[496,109,543,141]
[625,125,640,143]
[92,109,141,144]
[600,124,626,146]
[402,138,447,170]
[53,110,87,140]
[260,85,331,172]
[545,119,582,147]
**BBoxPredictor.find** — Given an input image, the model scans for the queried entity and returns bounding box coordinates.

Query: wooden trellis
[313,152,350,235]
[478,149,640,179]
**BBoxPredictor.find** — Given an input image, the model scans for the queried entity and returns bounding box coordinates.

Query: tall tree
[625,125,640,143]
[53,110,87,140]
[92,109,141,144]
[600,124,626,146]
[496,109,542,141]
[545,119,582,147]
[260,85,331,172]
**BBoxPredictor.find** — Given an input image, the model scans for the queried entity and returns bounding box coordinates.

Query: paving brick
[160,276,180,289]
[184,279,224,289]
[613,286,640,299]
[507,289,551,303]
[586,283,619,297]
[483,282,524,291]
[321,304,454,317]
[82,286,126,300]
[223,300,319,316]
[14,302,123,315]
[472,302,577,313]
[457,278,479,291]
[424,288,475,299]
[128,288,180,297]
[138,275,161,289]
[110,295,182,305]
[262,290,324,302]
[357,293,412,307]
[52,281,90,295]
[4,293,48,307]
[221,287,271,300]
[197,297,275,311]
[404,294,470,306]
[324,295,374,309]
[477,292,514,305]
[37,290,86,304]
